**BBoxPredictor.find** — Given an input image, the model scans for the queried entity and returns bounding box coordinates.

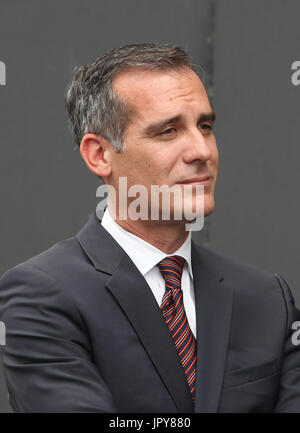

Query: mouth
[177,176,212,186]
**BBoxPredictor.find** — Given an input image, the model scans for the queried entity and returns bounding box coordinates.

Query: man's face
[108,67,219,221]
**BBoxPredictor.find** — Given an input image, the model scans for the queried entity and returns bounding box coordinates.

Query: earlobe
[80,133,112,178]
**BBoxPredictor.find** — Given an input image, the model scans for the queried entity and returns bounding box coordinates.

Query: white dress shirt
[101,208,197,338]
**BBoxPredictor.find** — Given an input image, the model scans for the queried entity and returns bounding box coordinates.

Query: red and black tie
[158,255,197,402]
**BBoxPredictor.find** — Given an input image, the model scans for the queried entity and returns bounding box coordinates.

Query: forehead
[112,67,211,122]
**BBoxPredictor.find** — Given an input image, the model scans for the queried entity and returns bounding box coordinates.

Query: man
[0,43,300,413]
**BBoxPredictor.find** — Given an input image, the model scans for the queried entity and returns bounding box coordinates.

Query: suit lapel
[106,254,194,413]
[77,213,194,413]
[191,242,233,413]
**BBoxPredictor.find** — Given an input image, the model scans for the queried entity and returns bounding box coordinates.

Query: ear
[80,133,112,178]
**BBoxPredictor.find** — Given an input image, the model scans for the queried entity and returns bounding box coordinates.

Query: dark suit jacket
[0,212,300,412]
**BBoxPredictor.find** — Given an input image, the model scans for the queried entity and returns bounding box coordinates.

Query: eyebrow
[143,111,216,136]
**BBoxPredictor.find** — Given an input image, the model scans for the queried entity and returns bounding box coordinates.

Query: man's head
[65,44,219,221]
[65,44,191,153]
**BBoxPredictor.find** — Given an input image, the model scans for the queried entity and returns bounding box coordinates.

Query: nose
[182,128,213,164]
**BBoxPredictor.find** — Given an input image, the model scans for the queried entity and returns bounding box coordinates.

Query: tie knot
[158,255,185,287]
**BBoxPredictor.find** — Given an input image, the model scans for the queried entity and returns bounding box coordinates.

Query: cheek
[135,149,168,174]
[120,154,158,185]
[211,142,219,167]
[115,143,177,185]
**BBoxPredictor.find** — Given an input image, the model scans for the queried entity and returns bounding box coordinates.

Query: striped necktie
[158,255,197,402]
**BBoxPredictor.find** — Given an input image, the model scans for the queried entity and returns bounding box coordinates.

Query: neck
[109,209,190,254]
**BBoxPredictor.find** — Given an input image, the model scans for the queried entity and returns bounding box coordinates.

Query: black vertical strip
[198,0,216,248]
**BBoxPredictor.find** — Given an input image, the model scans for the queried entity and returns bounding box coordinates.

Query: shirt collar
[100,208,193,279]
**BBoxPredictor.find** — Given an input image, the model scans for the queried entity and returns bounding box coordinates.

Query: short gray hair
[65,43,192,153]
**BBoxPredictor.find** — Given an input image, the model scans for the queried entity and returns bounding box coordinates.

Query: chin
[184,194,215,219]
[164,193,215,222]
[203,206,214,217]
[203,195,215,217]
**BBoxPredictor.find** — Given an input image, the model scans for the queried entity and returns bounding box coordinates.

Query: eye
[198,123,213,134]
[158,128,176,136]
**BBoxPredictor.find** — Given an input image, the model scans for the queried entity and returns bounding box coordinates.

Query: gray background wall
[0,0,299,412]
[211,0,300,308]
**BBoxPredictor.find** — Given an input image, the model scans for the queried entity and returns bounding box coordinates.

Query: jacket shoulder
[0,234,96,307]
[193,242,282,294]
[1,234,85,277]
